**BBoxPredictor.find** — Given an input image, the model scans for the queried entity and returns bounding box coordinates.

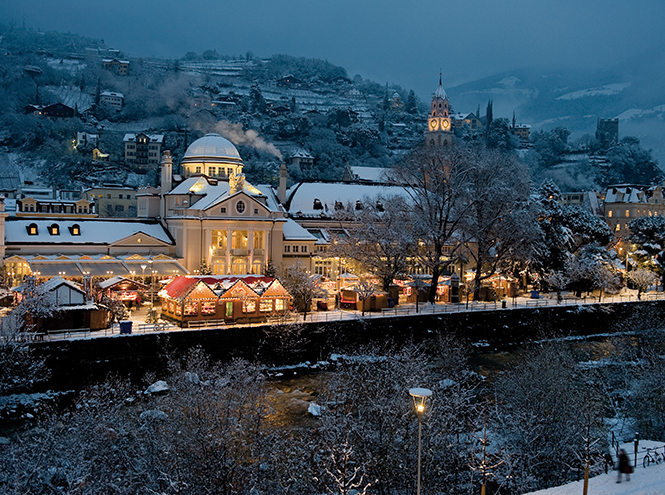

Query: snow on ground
[46,85,93,112]
[556,83,631,100]
[616,105,665,121]
[525,441,665,495]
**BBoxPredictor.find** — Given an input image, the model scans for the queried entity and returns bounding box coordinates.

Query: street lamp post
[409,387,433,495]
[148,260,154,312]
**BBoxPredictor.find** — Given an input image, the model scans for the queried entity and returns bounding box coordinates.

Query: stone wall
[32,301,665,391]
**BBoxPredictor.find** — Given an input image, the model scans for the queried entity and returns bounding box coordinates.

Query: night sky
[1,0,664,98]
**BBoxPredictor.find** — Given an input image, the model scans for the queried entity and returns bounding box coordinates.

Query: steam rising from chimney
[215,120,283,160]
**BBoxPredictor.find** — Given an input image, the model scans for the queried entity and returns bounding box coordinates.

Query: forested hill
[0,25,427,191]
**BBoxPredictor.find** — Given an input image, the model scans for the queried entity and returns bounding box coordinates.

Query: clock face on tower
[429,119,439,131]
[441,118,450,130]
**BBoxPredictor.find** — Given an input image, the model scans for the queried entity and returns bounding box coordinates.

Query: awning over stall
[76,262,130,277]
[124,261,187,276]
[27,262,81,277]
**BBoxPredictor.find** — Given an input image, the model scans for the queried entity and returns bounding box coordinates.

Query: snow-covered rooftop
[283,219,317,241]
[349,166,391,183]
[5,219,174,245]
[123,133,164,143]
[168,176,272,212]
[604,184,662,204]
[286,182,407,217]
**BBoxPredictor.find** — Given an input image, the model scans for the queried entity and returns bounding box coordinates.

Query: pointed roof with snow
[434,73,447,99]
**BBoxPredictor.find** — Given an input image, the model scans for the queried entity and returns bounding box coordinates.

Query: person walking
[617,449,632,483]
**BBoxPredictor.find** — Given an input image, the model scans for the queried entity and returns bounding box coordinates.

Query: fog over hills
[447,48,665,167]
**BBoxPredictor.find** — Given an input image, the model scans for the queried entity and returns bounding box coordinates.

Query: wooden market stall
[98,276,148,308]
[159,275,291,327]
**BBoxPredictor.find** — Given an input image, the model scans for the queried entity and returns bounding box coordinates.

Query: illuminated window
[259,299,273,312]
[48,224,60,235]
[625,210,630,217]
[184,302,198,316]
[608,211,613,218]
[275,299,286,311]
[243,299,256,313]
[201,301,216,315]
[27,223,38,235]
[616,224,621,231]
[253,231,264,249]
[70,224,81,236]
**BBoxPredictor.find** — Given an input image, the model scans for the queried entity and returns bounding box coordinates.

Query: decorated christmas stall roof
[283,218,317,241]
[160,275,288,301]
[5,219,174,245]
[159,276,217,301]
[285,182,407,217]
[98,275,148,290]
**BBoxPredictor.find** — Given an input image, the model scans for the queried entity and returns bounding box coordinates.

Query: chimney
[160,150,172,196]
[278,162,287,205]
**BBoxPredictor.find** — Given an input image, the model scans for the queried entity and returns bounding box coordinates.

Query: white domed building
[180,133,244,179]
[138,133,317,275]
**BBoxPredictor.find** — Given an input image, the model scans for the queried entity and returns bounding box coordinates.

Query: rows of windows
[608,209,660,218]
[284,245,309,253]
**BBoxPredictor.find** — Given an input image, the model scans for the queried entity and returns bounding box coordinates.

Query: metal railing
[6,291,665,342]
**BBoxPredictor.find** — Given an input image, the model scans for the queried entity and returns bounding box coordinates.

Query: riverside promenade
[28,289,665,343]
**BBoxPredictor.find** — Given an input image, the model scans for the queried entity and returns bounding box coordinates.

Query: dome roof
[183,133,241,161]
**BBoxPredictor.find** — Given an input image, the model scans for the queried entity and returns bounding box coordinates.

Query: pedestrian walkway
[21,290,665,343]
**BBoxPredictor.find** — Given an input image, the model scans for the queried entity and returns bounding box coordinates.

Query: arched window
[48,224,60,235]
[69,224,81,236]
[27,223,38,235]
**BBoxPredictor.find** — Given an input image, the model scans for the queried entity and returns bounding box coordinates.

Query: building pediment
[110,232,172,248]
[200,191,272,219]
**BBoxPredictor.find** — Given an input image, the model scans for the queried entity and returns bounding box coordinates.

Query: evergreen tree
[406,90,417,114]
[485,100,493,137]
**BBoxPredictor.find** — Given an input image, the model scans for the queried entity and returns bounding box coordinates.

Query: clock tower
[426,73,453,146]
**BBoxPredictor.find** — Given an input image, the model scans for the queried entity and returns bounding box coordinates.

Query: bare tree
[354,277,378,316]
[330,195,413,291]
[391,145,474,303]
[544,269,569,303]
[280,261,328,320]
[626,268,659,299]
[459,146,532,301]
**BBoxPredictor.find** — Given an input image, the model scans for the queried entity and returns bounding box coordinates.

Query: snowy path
[525,463,665,495]
[526,441,665,495]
